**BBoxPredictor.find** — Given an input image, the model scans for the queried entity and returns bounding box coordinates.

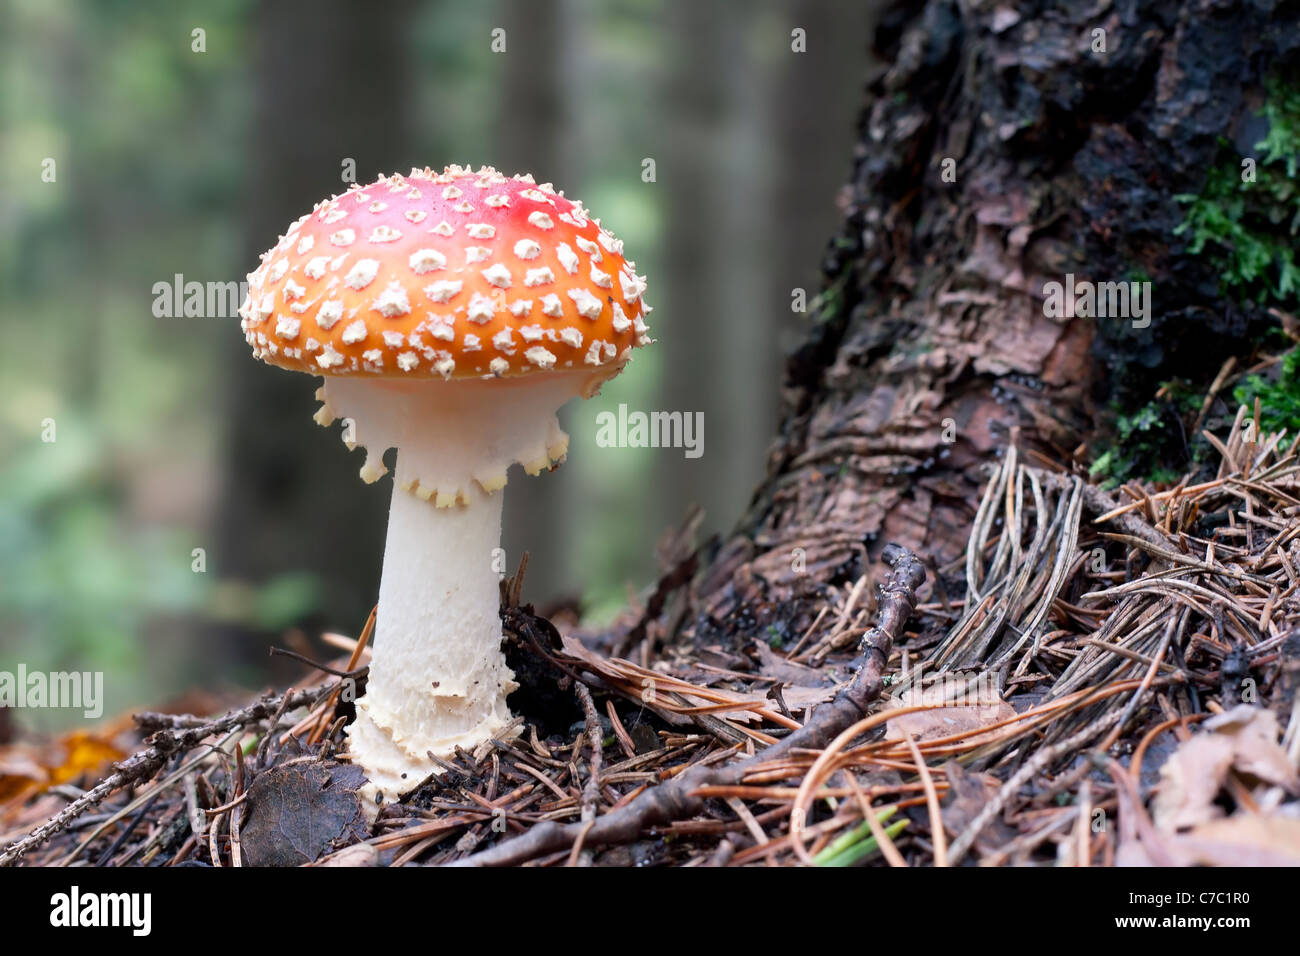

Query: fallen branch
[449,543,926,866]
[0,682,332,867]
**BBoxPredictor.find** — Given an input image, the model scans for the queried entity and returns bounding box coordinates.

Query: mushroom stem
[346,479,516,800]
[320,368,617,801]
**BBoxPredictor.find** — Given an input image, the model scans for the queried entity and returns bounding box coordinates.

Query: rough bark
[672,0,1300,647]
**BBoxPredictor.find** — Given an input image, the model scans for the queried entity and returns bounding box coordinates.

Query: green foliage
[1090,406,1157,487]
[1234,347,1300,441]
[0,421,205,725]
[1258,80,1300,178]
[810,273,852,326]
[1096,80,1300,488]
[0,418,324,728]
[812,807,909,867]
[1089,395,1186,488]
[1174,79,1300,306]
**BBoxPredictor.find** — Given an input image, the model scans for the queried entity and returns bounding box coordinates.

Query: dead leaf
[1174,814,1300,866]
[940,760,1015,857]
[312,842,380,867]
[0,749,46,806]
[0,730,125,810]
[884,698,1016,745]
[754,642,834,688]
[240,761,369,866]
[1152,733,1235,830]
[1153,705,1298,831]
[1202,705,1299,789]
[47,732,125,788]
[776,683,839,714]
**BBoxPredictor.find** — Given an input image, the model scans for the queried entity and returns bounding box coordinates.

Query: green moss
[1090,381,1204,488]
[1258,80,1300,178]
[1089,400,1173,487]
[1234,347,1300,442]
[1094,79,1300,485]
[1174,78,1300,306]
[1176,79,1300,450]
[810,272,851,326]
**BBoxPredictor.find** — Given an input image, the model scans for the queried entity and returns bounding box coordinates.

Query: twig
[0,682,331,866]
[449,544,926,867]
[569,683,604,867]
[946,702,1126,866]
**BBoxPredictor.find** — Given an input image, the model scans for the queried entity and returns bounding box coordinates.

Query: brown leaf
[312,843,380,867]
[0,749,45,807]
[47,732,125,788]
[1203,705,1299,790]
[940,759,1015,857]
[776,683,840,714]
[1153,705,1299,832]
[1152,734,1235,831]
[1174,815,1300,866]
[0,731,125,810]
[240,761,369,867]
[754,642,834,689]
[884,698,1016,745]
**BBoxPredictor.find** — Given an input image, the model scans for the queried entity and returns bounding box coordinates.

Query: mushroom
[238,165,651,801]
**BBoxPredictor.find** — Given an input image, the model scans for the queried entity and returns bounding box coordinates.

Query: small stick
[451,544,926,867]
[0,683,330,867]
[569,682,604,867]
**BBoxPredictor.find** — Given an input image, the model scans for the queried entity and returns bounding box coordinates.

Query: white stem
[316,369,611,802]
[345,476,515,800]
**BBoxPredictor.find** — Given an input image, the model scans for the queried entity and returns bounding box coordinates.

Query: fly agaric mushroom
[238,165,651,800]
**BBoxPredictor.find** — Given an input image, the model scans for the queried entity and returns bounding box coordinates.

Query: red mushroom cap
[239,165,651,383]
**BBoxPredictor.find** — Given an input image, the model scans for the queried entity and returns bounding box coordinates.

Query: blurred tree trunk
[494,0,572,605]
[213,0,417,662]
[655,1,872,560]
[769,0,875,353]
[673,0,1298,643]
[657,0,776,548]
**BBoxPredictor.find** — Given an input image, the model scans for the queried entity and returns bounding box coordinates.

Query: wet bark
[671,0,1300,646]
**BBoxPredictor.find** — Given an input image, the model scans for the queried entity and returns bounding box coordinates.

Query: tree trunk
[212,0,417,658]
[674,0,1299,644]
[493,0,573,605]
[657,0,754,546]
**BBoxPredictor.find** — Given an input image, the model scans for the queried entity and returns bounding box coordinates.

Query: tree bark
[672,0,1299,645]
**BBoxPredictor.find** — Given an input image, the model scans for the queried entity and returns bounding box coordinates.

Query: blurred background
[0,0,874,729]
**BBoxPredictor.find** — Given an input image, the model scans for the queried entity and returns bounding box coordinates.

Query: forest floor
[3,409,1300,867]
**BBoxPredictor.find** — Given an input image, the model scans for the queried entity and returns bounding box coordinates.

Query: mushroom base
[346,481,517,802]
